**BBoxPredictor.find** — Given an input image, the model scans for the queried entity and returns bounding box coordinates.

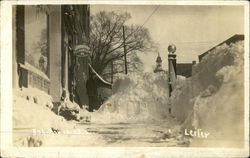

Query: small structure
[154,53,164,73]
[176,63,193,78]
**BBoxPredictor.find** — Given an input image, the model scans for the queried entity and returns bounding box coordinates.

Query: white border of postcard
[0,0,249,157]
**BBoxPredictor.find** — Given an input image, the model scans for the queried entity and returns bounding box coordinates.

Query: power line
[127,5,160,35]
[141,5,160,27]
[136,6,224,47]
[123,5,160,47]
[173,40,223,44]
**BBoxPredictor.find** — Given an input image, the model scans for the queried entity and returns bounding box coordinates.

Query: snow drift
[90,72,170,124]
[13,88,104,146]
[171,41,245,147]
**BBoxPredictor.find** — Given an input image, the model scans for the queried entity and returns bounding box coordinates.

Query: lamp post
[168,44,177,113]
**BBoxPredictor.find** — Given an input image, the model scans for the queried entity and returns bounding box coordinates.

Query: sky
[90,5,244,72]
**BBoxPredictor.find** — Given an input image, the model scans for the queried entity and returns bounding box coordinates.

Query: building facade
[176,63,193,78]
[13,5,91,107]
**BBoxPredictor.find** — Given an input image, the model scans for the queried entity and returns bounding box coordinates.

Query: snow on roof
[88,64,112,87]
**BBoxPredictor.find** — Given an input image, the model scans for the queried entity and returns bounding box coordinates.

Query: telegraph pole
[122,26,128,74]
[111,60,114,84]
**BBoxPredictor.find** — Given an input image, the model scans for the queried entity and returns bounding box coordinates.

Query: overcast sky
[90,5,244,72]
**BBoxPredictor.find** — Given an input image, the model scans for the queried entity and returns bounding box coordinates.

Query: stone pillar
[168,54,177,80]
[167,44,177,114]
[62,30,70,101]
[168,45,177,97]
[49,6,62,102]
[64,37,69,90]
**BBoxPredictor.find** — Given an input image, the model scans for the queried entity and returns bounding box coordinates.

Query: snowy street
[72,72,189,146]
[13,72,191,147]
[77,119,189,146]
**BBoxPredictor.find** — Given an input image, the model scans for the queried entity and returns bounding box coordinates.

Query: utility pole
[122,25,128,74]
[111,60,114,84]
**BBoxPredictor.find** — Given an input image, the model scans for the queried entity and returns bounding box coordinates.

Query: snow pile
[90,72,170,124]
[170,76,191,122]
[15,87,54,109]
[13,88,105,146]
[171,41,245,147]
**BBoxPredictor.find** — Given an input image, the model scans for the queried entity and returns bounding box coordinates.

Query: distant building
[176,63,193,78]
[198,34,244,62]
[154,54,164,73]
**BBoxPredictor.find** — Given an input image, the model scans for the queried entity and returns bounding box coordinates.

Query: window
[24,6,49,75]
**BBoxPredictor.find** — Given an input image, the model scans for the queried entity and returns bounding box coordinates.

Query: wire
[173,40,222,44]
[126,5,160,35]
[141,5,160,27]
[135,6,224,47]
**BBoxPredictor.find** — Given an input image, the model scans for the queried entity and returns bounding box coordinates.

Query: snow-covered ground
[13,72,189,147]
[13,88,105,146]
[84,72,189,146]
[78,120,189,147]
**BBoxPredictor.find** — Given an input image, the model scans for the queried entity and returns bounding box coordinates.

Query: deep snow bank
[13,88,104,146]
[171,41,245,147]
[90,72,170,123]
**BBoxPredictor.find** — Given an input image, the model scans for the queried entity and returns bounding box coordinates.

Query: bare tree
[101,53,144,82]
[89,11,155,76]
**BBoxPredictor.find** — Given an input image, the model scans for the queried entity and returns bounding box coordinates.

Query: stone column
[49,6,62,102]
[167,44,177,114]
[168,45,177,97]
